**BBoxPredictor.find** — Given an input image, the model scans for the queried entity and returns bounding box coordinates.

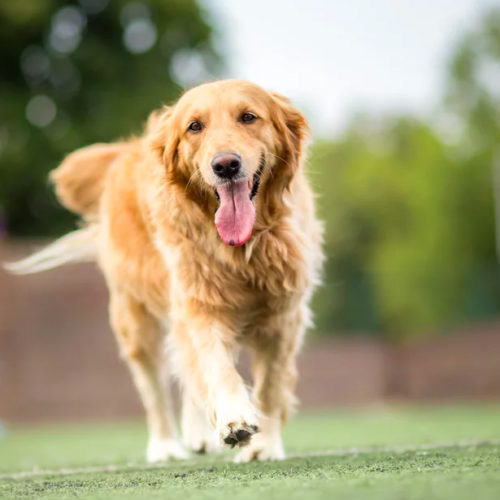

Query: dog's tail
[4,141,126,275]
[4,225,99,275]
[50,142,127,219]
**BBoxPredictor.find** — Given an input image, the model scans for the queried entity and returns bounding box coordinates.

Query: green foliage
[445,8,500,154]
[0,0,219,235]
[309,8,500,337]
[309,117,499,337]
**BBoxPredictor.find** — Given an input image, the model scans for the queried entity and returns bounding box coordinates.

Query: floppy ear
[269,93,309,195]
[149,105,203,199]
[262,93,309,222]
[149,106,177,165]
[148,105,195,189]
[270,92,309,173]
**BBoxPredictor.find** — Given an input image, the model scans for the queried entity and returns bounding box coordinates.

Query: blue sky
[202,0,498,135]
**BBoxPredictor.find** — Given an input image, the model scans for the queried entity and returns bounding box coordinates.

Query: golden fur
[24,80,323,462]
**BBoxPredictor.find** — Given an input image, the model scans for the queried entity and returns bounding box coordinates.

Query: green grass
[1,405,499,499]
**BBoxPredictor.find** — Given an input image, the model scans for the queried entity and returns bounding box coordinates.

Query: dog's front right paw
[233,431,285,462]
[146,437,188,463]
[183,425,220,455]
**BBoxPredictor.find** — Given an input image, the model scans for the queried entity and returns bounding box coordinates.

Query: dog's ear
[148,104,194,191]
[148,106,178,169]
[270,92,309,175]
[262,93,309,223]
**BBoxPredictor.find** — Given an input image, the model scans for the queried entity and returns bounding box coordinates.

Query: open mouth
[250,157,265,199]
[213,157,265,202]
[213,156,265,247]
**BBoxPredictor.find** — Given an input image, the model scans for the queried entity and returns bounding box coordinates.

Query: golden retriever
[8,80,323,462]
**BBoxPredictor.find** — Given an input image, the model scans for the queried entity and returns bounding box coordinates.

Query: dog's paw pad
[224,435,239,447]
[221,422,259,448]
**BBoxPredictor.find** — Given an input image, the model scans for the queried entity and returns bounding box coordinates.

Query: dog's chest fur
[160,224,309,313]
[155,229,310,336]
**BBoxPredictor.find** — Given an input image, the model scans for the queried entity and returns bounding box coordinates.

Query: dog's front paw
[215,401,259,447]
[146,437,188,463]
[183,424,220,455]
[219,420,259,448]
[233,432,285,462]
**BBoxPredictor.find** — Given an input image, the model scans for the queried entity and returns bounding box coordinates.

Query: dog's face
[152,80,308,246]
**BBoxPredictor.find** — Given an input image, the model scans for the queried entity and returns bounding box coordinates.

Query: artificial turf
[1,405,499,499]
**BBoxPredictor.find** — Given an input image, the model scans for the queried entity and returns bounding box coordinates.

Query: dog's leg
[110,291,187,462]
[171,319,259,449]
[235,312,305,462]
[181,392,219,454]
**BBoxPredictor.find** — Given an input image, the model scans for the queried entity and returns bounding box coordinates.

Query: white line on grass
[1,439,499,480]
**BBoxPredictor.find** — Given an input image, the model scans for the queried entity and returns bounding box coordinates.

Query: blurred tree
[0,0,220,235]
[310,114,500,338]
[444,8,500,155]
[311,118,458,336]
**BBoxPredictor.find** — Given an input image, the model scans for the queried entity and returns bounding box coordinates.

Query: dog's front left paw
[220,420,259,448]
[146,437,189,463]
[215,396,259,448]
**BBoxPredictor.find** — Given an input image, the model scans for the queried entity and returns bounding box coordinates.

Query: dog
[7,80,323,462]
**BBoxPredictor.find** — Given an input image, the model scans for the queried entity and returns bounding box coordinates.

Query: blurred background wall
[1,0,500,423]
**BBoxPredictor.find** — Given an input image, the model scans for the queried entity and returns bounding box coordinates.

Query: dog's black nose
[211,152,241,179]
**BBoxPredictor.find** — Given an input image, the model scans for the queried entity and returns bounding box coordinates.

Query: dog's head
[151,80,308,246]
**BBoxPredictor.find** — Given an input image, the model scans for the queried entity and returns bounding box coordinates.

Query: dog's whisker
[185,168,202,193]
[264,151,288,164]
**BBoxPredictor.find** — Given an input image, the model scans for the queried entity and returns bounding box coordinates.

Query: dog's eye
[187,121,203,133]
[240,112,257,124]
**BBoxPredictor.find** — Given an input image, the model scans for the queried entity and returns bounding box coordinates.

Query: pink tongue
[215,180,255,246]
